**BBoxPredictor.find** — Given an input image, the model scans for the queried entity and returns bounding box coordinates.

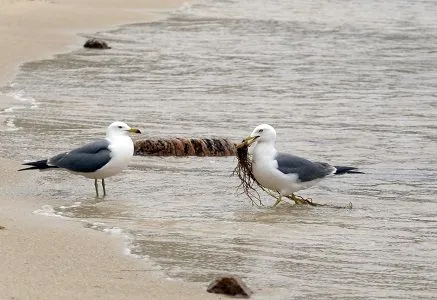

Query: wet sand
[0,159,225,300]
[0,1,223,299]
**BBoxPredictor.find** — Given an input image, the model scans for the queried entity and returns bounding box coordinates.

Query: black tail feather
[334,166,364,175]
[18,160,58,171]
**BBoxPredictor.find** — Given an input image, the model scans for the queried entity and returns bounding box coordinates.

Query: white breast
[252,143,300,195]
[94,135,134,179]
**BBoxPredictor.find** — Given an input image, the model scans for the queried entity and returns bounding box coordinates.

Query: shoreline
[0,158,221,299]
[0,1,223,299]
[0,0,187,85]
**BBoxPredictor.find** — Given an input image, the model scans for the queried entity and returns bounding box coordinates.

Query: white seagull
[240,124,362,206]
[19,121,141,197]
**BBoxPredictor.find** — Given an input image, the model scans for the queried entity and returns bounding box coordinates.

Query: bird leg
[259,187,282,207]
[258,187,316,207]
[285,194,314,205]
[102,178,106,196]
[94,179,99,197]
[272,195,283,207]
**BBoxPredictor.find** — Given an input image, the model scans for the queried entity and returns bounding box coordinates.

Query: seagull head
[238,124,276,148]
[107,121,141,137]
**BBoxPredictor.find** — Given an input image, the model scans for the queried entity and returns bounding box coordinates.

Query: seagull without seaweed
[239,124,362,206]
[19,121,141,197]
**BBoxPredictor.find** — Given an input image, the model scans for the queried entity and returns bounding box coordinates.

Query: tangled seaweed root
[134,138,237,157]
[231,143,265,206]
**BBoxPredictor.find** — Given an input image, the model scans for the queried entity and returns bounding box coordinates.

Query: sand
[0,1,224,299]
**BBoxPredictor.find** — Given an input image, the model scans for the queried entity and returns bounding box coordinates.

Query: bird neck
[252,141,277,161]
[106,132,128,141]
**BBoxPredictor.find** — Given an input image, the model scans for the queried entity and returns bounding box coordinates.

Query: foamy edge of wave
[82,220,166,275]
[33,204,67,218]
[9,90,39,107]
[32,203,167,276]
[0,89,40,131]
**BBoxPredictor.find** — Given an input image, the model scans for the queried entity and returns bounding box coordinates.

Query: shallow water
[1,0,437,298]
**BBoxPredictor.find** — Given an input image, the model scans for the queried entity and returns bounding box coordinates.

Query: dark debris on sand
[207,276,252,298]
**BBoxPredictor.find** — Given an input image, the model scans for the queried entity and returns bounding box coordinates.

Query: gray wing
[48,139,111,173]
[275,152,335,182]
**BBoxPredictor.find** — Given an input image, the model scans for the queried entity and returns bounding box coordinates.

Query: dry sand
[0,1,225,299]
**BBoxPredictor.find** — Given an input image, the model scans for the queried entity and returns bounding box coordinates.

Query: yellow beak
[128,128,141,134]
[236,135,259,149]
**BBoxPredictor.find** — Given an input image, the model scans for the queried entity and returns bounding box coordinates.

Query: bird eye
[118,126,123,129]
[258,129,264,133]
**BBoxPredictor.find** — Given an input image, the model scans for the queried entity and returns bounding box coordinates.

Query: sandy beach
[0,1,223,299]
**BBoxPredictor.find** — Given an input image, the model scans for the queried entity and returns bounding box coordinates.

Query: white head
[250,124,277,144]
[106,121,141,138]
[237,124,277,150]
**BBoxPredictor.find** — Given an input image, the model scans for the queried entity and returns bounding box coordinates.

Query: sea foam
[33,205,65,218]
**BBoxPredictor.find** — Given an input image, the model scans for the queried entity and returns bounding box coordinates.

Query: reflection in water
[1,0,436,298]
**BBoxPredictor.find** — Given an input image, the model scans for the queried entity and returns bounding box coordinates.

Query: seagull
[239,124,362,206]
[19,121,141,197]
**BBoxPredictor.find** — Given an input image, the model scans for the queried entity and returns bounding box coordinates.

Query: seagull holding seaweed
[238,124,362,206]
[19,121,141,197]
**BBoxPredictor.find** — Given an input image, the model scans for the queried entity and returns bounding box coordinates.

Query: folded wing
[49,139,111,173]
